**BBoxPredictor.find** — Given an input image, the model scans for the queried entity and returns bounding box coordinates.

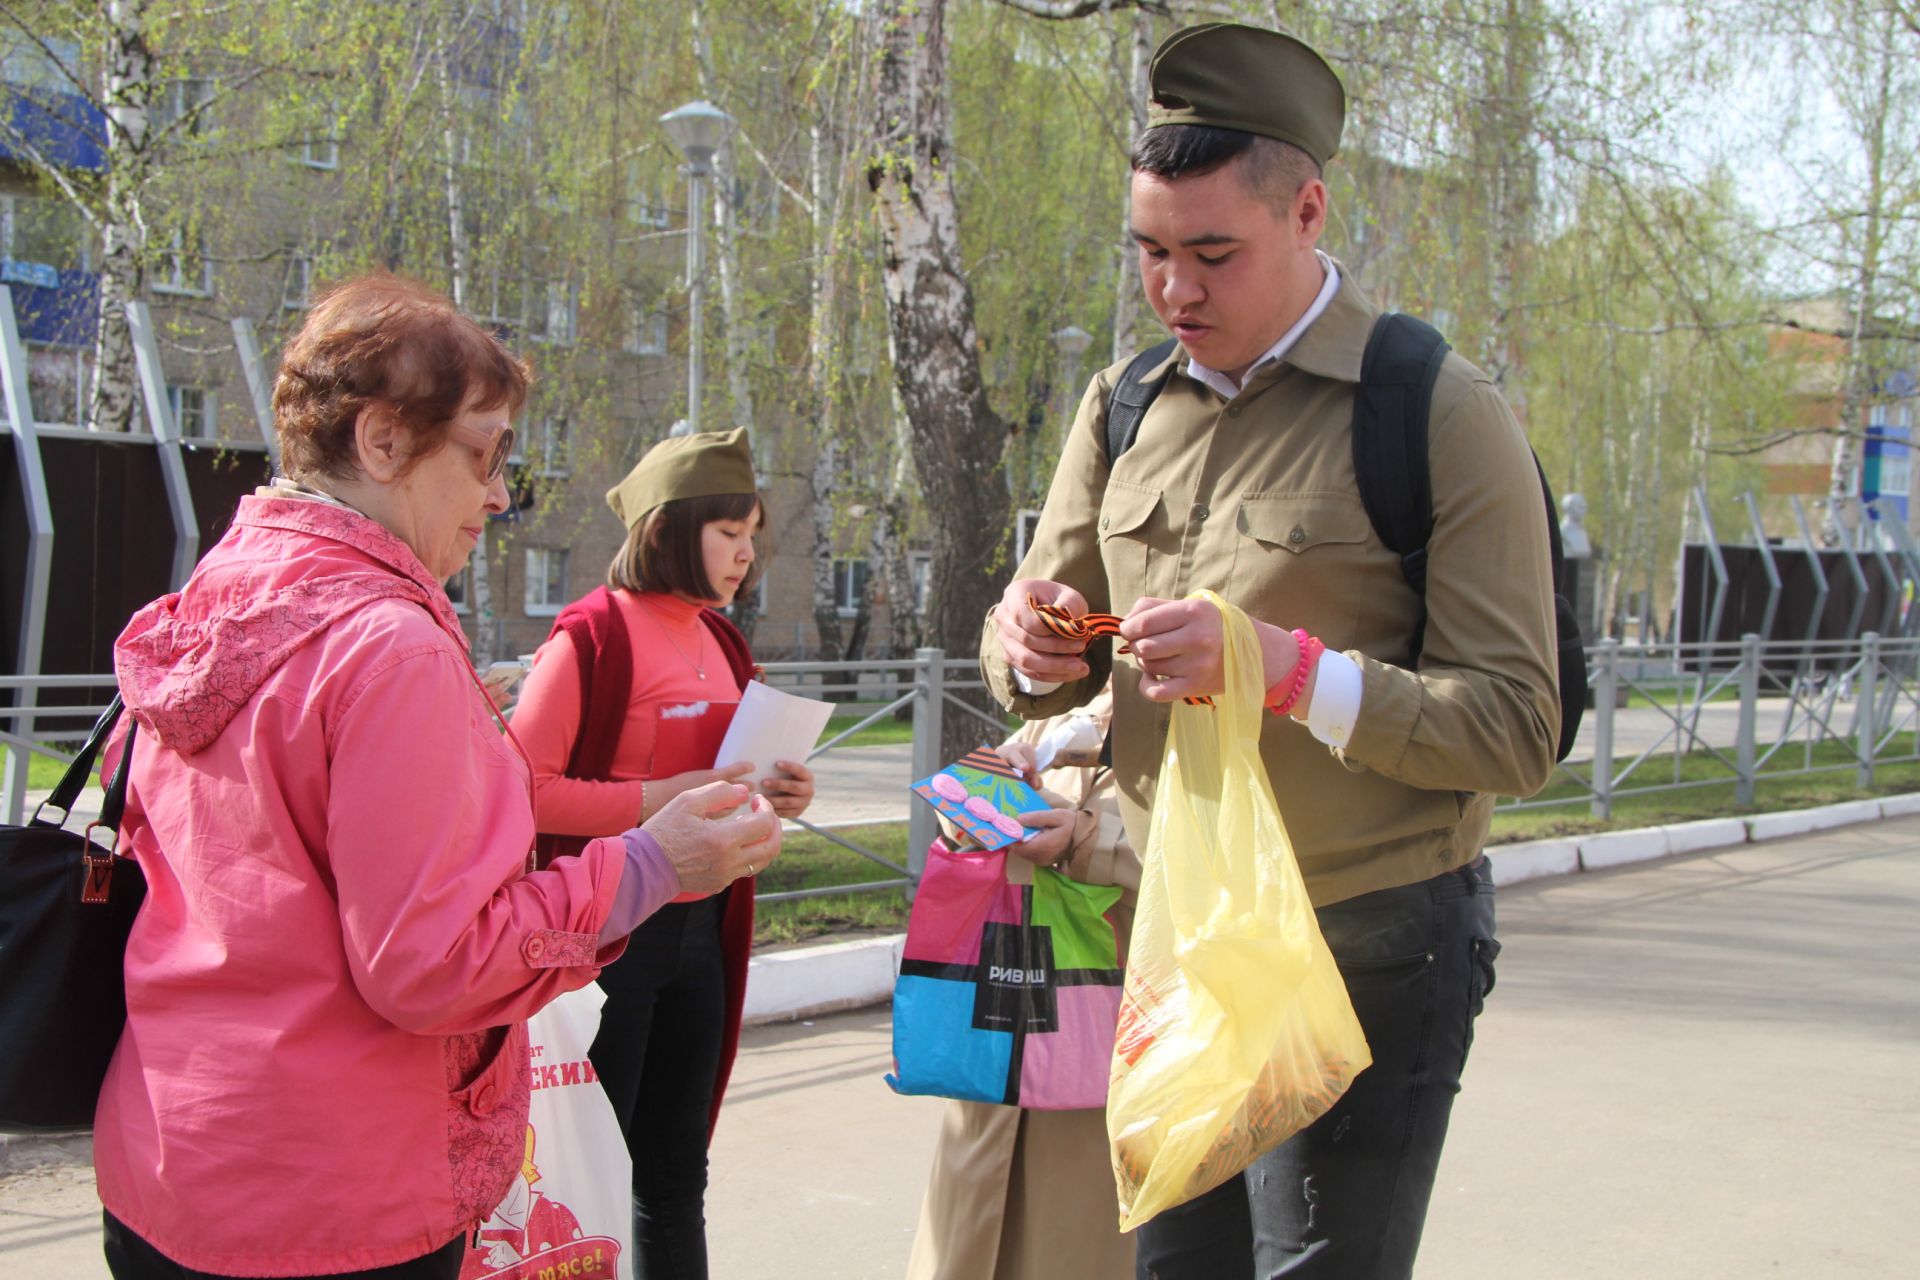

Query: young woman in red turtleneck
[513,431,814,1280]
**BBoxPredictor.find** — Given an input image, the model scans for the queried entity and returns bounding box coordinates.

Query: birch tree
[868,0,1014,752]
[1793,0,1920,546]
[1,2,200,430]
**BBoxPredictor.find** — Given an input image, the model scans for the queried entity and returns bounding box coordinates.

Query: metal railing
[8,634,1918,896]
[1504,632,1920,819]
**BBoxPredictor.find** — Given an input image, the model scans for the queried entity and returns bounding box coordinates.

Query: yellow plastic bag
[1107,590,1371,1230]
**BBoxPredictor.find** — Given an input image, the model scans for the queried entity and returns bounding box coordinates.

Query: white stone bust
[1560,492,1592,558]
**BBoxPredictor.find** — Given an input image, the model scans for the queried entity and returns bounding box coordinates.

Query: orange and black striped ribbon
[1028,596,1214,708]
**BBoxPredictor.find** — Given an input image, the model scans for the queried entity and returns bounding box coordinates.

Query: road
[5,815,1916,1276]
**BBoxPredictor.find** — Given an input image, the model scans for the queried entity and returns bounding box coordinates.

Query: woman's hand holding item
[644,761,756,820]
[758,759,816,819]
[641,780,782,896]
[1008,806,1076,867]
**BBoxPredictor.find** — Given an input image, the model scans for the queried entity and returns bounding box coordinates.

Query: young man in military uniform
[981,22,1561,1280]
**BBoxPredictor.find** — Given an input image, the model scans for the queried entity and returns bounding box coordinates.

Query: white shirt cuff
[1026,714,1102,772]
[1012,668,1063,697]
[1304,648,1362,749]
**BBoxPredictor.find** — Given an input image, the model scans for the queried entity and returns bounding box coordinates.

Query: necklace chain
[638,599,707,680]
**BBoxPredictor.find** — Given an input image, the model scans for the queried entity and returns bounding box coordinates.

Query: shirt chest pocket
[1231,494,1373,635]
[1098,481,1165,602]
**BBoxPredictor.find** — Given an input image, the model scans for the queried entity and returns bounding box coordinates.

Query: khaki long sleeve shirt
[981,273,1560,906]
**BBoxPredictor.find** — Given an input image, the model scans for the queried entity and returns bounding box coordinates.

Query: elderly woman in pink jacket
[94,273,781,1280]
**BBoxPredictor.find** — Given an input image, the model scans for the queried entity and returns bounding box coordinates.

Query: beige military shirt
[981,272,1560,907]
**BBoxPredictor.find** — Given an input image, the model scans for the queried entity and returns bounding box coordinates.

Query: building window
[477,262,523,329]
[1014,509,1043,566]
[536,414,570,477]
[909,551,932,615]
[626,172,674,229]
[0,194,90,273]
[150,76,213,137]
[625,304,668,356]
[166,384,215,440]
[525,547,569,616]
[282,248,312,310]
[832,558,868,617]
[532,275,575,345]
[445,564,472,614]
[0,38,81,94]
[732,576,766,618]
[299,108,341,170]
[153,228,212,297]
[27,345,84,427]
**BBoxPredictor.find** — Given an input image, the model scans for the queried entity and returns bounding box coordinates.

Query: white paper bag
[458,985,633,1279]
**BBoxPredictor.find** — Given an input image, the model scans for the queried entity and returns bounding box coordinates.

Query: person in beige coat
[906,688,1137,1280]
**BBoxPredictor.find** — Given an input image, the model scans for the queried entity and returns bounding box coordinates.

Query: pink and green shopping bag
[886,839,1124,1110]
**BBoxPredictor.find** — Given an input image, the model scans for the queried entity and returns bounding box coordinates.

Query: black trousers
[589,893,728,1280]
[1135,860,1500,1280]
[103,1212,463,1280]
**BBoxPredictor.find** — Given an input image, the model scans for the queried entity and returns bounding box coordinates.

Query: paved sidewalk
[6,815,1916,1276]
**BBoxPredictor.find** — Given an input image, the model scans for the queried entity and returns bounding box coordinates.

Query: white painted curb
[1578,828,1670,872]
[1878,792,1920,819]
[1663,817,1749,856]
[743,933,903,1027]
[1745,807,1826,841]
[1807,798,1882,831]
[740,793,1920,1024]
[1487,839,1578,887]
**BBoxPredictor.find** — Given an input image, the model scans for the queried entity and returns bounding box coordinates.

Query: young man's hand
[1121,598,1308,708]
[993,578,1093,684]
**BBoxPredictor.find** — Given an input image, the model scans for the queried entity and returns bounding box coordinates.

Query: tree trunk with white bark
[869,0,1013,758]
[89,0,153,434]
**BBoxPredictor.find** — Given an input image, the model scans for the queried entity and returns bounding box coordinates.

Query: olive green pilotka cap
[605,427,757,531]
[1145,22,1346,169]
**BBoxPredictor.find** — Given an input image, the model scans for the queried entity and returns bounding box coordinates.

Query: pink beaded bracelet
[1266,630,1324,717]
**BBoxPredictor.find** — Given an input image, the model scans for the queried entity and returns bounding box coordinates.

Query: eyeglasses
[449,422,516,483]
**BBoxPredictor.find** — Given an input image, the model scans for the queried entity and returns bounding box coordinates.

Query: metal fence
[8,633,1919,900]
[1516,632,1920,820]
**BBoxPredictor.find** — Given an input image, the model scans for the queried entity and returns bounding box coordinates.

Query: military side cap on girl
[1144,22,1346,168]
[605,426,757,530]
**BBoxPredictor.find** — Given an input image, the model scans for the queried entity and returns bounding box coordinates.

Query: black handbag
[0,694,145,1133]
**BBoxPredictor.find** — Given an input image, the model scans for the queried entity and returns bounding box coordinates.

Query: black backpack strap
[1105,338,1179,466]
[1531,454,1590,761]
[1534,453,1568,594]
[1352,314,1451,602]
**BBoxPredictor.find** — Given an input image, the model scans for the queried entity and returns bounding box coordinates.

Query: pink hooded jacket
[97,493,629,1276]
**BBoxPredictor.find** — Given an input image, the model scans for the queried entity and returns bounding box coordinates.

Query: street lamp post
[659,100,737,436]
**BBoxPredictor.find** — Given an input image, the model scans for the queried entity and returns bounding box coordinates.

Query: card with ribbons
[910,747,1050,853]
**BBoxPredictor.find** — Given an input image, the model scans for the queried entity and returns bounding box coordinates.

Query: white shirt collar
[1185,250,1341,401]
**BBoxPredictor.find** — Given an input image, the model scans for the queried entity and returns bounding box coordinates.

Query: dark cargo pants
[1135,858,1500,1280]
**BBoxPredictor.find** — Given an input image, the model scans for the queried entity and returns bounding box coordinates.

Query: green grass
[818,704,1021,750]
[754,822,916,946]
[1487,737,1920,843]
[17,748,77,791]
[820,708,916,748]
